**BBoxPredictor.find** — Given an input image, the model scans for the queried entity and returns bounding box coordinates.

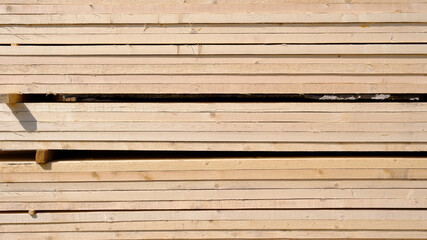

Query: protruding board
[35,150,54,164]
[0,94,23,104]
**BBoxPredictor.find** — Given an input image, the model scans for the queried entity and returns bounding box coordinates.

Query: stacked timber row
[1,152,427,239]
[1,102,427,151]
[0,0,426,239]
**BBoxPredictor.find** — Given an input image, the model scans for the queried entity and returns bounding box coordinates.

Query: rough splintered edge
[318,94,393,101]
[319,95,358,100]
[371,94,391,100]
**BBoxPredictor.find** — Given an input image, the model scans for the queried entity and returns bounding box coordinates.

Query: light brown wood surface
[0,156,426,238]
[1,1,426,239]
[1,102,426,151]
[0,1,425,94]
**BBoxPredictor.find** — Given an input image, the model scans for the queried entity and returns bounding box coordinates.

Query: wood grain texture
[1,230,427,240]
[1,3,425,14]
[1,146,425,237]
[1,45,426,55]
[1,102,426,150]
[1,13,425,24]
[1,1,426,239]
[2,75,426,94]
[35,150,54,164]
[2,199,426,211]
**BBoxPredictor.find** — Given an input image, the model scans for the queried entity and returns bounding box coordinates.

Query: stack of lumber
[1,102,427,151]
[0,0,426,95]
[1,152,426,239]
[0,0,426,151]
[0,0,426,239]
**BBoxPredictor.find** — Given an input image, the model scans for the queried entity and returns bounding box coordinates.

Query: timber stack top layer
[0,0,426,152]
[0,0,426,95]
[0,1,426,239]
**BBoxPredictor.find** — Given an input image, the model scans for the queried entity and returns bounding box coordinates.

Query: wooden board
[1,13,425,24]
[1,3,425,14]
[1,0,426,4]
[2,75,426,94]
[1,230,427,240]
[2,34,426,44]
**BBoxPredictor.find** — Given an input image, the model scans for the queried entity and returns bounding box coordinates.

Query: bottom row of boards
[0,154,426,239]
